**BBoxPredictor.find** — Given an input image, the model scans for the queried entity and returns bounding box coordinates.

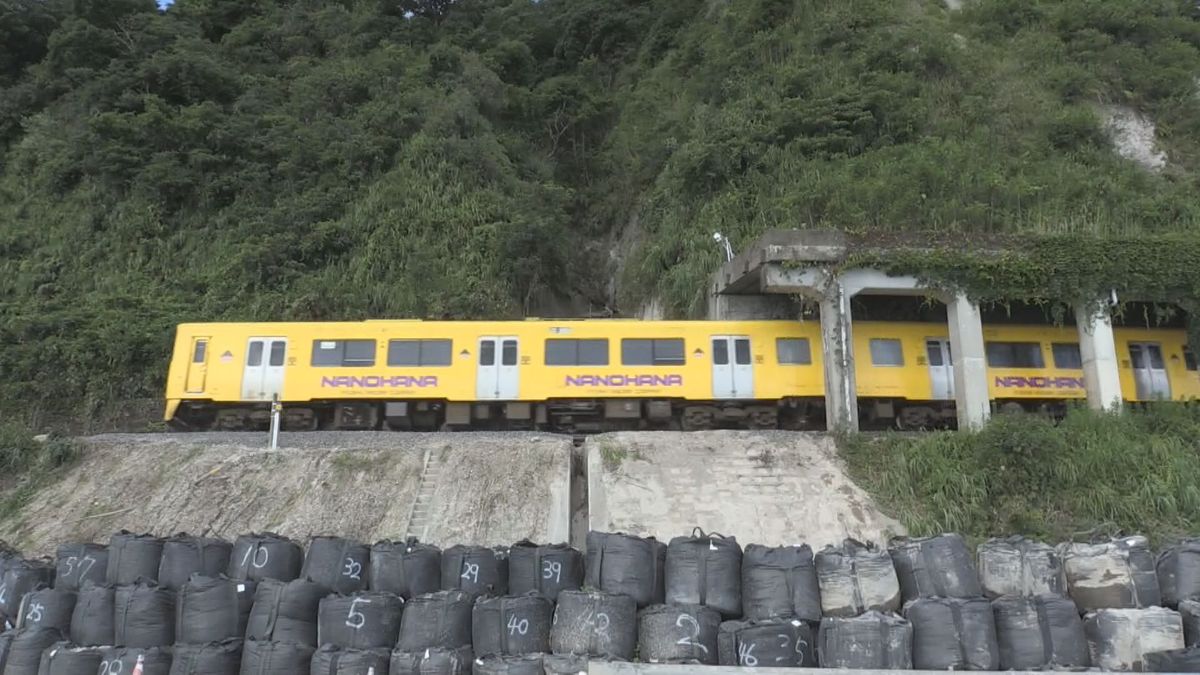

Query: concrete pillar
[1076,306,1123,411]
[819,280,859,432]
[946,294,991,430]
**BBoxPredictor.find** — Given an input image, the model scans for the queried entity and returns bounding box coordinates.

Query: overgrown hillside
[2,0,1199,419]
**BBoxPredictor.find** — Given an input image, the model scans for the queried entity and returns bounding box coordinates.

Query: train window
[269,341,286,367]
[311,339,376,367]
[192,340,207,363]
[776,338,812,365]
[712,340,729,365]
[1186,347,1197,371]
[247,342,263,367]
[545,339,609,366]
[621,339,686,366]
[869,339,904,367]
[986,342,1044,368]
[502,340,518,366]
[1052,343,1082,369]
[735,339,751,365]
[480,341,495,366]
[388,339,453,367]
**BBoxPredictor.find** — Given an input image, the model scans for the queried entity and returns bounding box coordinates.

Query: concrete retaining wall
[586,430,903,548]
[0,431,571,554]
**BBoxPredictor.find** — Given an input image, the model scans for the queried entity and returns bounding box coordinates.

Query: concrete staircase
[404,447,442,540]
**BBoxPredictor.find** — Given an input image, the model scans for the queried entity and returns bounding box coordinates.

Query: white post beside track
[269,396,282,450]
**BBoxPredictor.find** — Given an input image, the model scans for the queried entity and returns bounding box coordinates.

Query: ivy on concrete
[843,232,1200,347]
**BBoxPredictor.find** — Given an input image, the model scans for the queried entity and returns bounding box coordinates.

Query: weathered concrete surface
[591,665,1086,675]
[0,432,571,554]
[586,431,903,548]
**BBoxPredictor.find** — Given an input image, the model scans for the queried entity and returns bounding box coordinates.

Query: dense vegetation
[840,406,1200,543]
[2,0,1200,419]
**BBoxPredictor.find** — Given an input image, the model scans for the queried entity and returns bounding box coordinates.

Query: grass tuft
[838,404,1200,544]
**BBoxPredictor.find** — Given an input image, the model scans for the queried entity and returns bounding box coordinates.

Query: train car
[164,319,1200,432]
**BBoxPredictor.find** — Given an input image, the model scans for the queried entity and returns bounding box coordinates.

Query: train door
[711,335,754,399]
[477,336,519,400]
[1129,342,1171,400]
[185,337,210,393]
[925,338,955,401]
[241,337,288,401]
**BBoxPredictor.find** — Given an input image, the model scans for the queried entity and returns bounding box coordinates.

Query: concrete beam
[946,294,991,430]
[820,279,859,432]
[713,229,847,295]
[841,268,926,298]
[1076,305,1123,412]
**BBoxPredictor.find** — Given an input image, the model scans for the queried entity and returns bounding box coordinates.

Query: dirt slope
[0,432,570,555]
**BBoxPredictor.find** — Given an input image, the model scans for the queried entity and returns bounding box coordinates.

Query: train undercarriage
[171,396,1072,433]
[169,397,829,433]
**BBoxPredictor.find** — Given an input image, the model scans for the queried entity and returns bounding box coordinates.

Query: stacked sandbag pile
[13,525,1200,672]
[978,535,1090,670]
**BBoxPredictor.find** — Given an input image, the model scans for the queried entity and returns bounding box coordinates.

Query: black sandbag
[168,639,243,675]
[239,640,314,675]
[302,537,370,596]
[906,596,1000,671]
[584,531,666,609]
[53,544,108,592]
[227,534,303,583]
[541,654,588,674]
[1060,536,1161,611]
[1160,540,1200,608]
[507,542,583,601]
[176,575,256,644]
[396,591,473,651]
[637,604,719,665]
[890,533,981,602]
[1183,600,1200,648]
[388,647,473,675]
[368,540,440,600]
[3,627,61,674]
[244,578,325,646]
[159,535,233,592]
[818,610,913,669]
[98,647,172,675]
[993,594,1090,669]
[741,544,821,622]
[1147,647,1200,672]
[1084,607,1186,672]
[37,641,103,675]
[815,539,901,617]
[1,560,53,620]
[472,595,553,657]
[69,583,113,647]
[664,530,741,619]
[977,536,1066,598]
[113,581,175,648]
[440,547,508,598]
[473,654,543,675]
[716,618,817,668]
[16,587,74,633]
[549,590,636,661]
[318,592,404,650]
[106,532,163,586]
[308,645,390,675]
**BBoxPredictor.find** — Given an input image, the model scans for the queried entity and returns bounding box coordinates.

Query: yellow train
[164,319,1200,431]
